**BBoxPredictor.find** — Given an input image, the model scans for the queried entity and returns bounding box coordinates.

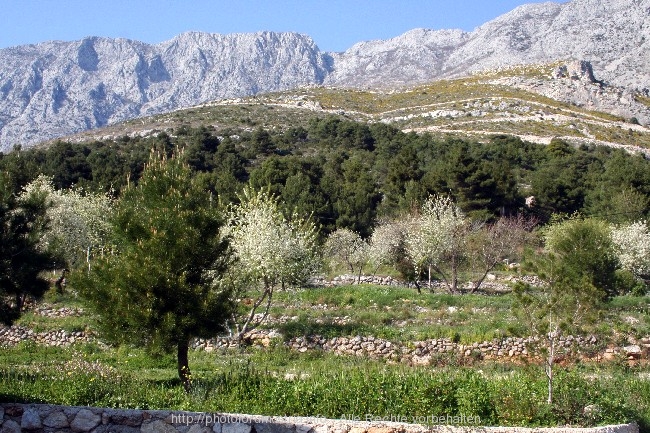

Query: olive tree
[224,188,320,341]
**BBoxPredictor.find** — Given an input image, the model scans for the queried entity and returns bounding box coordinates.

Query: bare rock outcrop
[2,0,650,149]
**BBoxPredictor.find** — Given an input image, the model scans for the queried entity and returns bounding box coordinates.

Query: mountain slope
[0,32,330,151]
[2,0,650,151]
[328,0,650,90]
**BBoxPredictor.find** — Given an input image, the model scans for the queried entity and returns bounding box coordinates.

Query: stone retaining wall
[0,404,639,433]
[2,323,648,364]
[0,325,90,347]
[308,274,543,292]
[192,332,649,364]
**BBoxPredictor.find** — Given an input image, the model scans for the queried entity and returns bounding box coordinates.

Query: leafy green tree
[380,143,423,216]
[0,172,54,324]
[250,127,276,156]
[423,140,519,220]
[72,151,234,391]
[584,151,650,223]
[334,154,381,237]
[43,141,93,189]
[514,253,602,405]
[531,147,599,220]
[543,216,618,299]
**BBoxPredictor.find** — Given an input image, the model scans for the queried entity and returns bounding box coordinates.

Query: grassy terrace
[2,285,650,428]
[59,64,650,153]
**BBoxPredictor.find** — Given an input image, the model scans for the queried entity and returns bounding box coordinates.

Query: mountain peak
[1,0,650,150]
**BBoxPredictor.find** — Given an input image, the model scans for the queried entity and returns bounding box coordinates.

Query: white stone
[141,419,178,433]
[189,424,214,433]
[70,408,101,432]
[222,423,253,433]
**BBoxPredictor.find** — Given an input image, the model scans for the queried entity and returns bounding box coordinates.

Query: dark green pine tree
[335,155,381,238]
[73,151,235,391]
[0,172,53,324]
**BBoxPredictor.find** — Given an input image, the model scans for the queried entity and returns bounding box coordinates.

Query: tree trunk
[451,254,458,294]
[546,329,556,405]
[177,340,191,393]
[546,349,554,405]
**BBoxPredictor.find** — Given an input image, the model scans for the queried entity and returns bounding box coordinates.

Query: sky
[1,0,570,53]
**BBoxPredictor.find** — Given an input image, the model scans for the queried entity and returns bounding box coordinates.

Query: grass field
[2,285,650,428]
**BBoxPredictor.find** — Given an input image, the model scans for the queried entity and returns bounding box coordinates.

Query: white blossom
[367,219,406,274]
[223,187,320,341]
[611,220,650,278]
[404,194,467,279]
[225,188,320,290]
[19,175,113,269]
[324,228,368,278]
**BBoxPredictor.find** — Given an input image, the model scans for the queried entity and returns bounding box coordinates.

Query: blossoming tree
[404,194,468,293]
[611,220,650,280]
[324,228,368,283]
[225,187,320,342]
[19,175,112,271]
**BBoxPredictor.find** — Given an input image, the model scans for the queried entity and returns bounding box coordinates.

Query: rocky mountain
[327,0,650,89]
[0,32,331,151]
[1,0,649,151]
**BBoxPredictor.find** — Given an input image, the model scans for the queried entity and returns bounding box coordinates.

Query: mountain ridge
[1,0,650,151]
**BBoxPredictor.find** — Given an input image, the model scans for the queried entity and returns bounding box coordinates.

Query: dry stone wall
[192,332,649,365]
[2,302,649,364]
[0,404,640,433]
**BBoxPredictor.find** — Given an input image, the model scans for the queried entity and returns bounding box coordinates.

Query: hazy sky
[1,1,570,52]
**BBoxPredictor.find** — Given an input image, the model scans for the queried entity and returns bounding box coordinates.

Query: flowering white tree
[19,175,113,271]
[225,187,320,341]
[404,194,468,293]
[611,220,650,279]
[367,219,406,277]
[324,228,369,283]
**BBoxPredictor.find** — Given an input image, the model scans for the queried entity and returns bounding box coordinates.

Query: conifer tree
[0,173,53,324]
[73,151,234,391]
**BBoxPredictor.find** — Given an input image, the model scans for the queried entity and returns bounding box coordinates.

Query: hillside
[2,0,650,150]
[57,62,650,158]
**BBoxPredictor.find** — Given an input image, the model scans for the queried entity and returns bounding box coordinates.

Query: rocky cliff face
[329,0,650,90]
[0,32,331,150]
[1,0,649,150]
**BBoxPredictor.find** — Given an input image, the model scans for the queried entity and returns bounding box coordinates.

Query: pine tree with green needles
[73,150,234,392]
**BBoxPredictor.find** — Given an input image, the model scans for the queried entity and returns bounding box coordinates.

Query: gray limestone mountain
[1,0,650,151]
[0,31,332,151]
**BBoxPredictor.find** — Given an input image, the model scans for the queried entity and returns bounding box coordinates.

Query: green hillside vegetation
[4,118,650,229]
[2,109,650,428]
[44,66,650,154]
